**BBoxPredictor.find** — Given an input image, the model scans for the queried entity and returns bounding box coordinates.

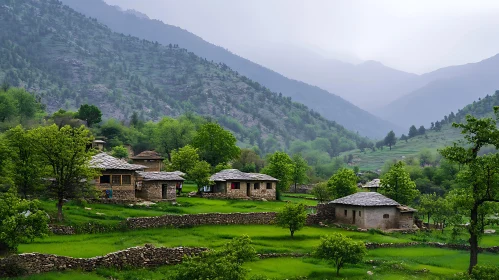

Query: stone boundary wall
[0,245,206,277]
[364,242,499,253]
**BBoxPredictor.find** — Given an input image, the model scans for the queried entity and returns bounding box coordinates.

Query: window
[383,214,389,219]
[254,183,260,189]
[112,175,121,185]
[344,210,347,216]
[266,183,272,189]
[100,175,110,184]
[359,211,361,217]
[231,182,240,189]
[122,175,131,185]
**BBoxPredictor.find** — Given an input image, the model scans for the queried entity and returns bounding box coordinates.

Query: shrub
[471,265,499,280]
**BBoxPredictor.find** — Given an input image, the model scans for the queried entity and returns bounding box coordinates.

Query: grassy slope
[343,126,463,171]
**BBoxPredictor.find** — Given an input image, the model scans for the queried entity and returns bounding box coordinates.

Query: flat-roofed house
[207,169,278,200]
[329,192,416,229]
[131,151,164,172]
[90,153,147,200]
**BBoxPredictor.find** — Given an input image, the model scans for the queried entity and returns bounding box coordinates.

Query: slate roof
[362,179,381,189]
[210,169,278,182]
[131,150,163,160]
[136,171,185,181]
[90,153,147,170]
[329,192,400,207]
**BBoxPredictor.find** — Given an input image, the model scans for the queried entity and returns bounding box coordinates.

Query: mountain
[239,44,421,110]
[58,0,397,138]
[379,54,499,128]
[0,0,368,155]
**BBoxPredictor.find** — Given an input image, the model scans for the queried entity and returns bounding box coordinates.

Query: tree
[262,151,293,198]
[5,126,44,199]
[10,88,37,123]
[408,125,418,138]
[375,140,384,150]
[275,203,307,238]
[314,233,367,276]
[232,148,264,173]
[170,235,256,280]
[0,91,16,122]
[111,145,129,159]
[188,160,212,191]
[433,196,452,233]
[32,125,98,221]
[418,125,426,135]
[400,134,408,143]
[192,122,240,167]
[168,145,200,174]
[419,149,435,167]
[434,121,442,131]
[0,190,49,253]
[154,117,195,162]
[327,168,357,199]
[384,130,396,150]
[311,182,331,203]
[76,104,102,127]
[439,110,499,273]
[291,153,308,192]
[380,161,419,205]
[418,193,438,225]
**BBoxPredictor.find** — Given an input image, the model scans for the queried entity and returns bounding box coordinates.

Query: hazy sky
[104,0,499,74]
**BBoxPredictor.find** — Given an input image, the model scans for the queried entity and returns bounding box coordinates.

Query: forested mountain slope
[59,0,397,138]
[0,0,366,155]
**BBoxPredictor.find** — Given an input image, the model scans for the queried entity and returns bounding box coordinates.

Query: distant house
[131,151,164,172]
[90,153,183,201]
[207,169,278,200]
[362,179,381,192]
[328,192,416,229]
[92,139,106,151]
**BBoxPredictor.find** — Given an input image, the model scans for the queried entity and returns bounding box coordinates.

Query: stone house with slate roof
[90,153,183,201]
[208,169,278,200]
[131,151,164,172]
[329,192,416,229]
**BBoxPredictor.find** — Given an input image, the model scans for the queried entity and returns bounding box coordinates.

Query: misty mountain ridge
[60,0,398,138]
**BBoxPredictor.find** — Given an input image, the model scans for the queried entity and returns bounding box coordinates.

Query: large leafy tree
[10,88,37,123]
[314,233,367,276]
[275,203,307,238]
[4,126,44,199]
[192,122,240,167]
[154,117,195,162]
[188,160,212,192]
[384,130,396,150]
[0,91,16,122]
[32,125,98,221]
[262,151,293,197]
[439,109,499,274]
[291,153,309,192]
[327,168,357,199]
[76,104,102,127]
[408,125,419,138]
[169,145,200,174]
[0,190,49,253]
[311,182,331,203]
[380,161,419,205]
[232,148,264,173]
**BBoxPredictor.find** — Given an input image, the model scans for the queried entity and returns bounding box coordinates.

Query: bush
[471,265,499,280]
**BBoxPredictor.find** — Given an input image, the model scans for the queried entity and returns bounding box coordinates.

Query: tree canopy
[275,203,307,238]
[192,122,240,167]
[380,161,419,205]
[262,151,294,197]
[314,233,367,276]
[327,168,358,199]
[76,104,102,127]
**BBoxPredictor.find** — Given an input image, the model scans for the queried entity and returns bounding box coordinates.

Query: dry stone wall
[0,245,205,277]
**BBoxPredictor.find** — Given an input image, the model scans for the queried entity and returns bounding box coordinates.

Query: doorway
[352,210,356,224]
[162,184,167,199]
[246,183,251,196]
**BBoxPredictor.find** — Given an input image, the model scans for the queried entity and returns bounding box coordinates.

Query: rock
[95,212,105,216]
[261,198,267,202]
[484,229,496,234]
[84,207,92,210]
[367,271,373,275]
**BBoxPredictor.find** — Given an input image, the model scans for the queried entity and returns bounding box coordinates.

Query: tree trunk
[428,214,430,225]
[294,183,297,193]
[336,265,340,276]
[468,204,479,274]
[57,198,64,222]
[290,230,294,238]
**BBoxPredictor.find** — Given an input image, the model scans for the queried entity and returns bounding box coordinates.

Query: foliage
[75,104,102,127]
[169,235,256,280]
[380,161,419,205]
[192,122,240,167]
[469,265,499,280]
[31,125,98,221]
[188,160,212,191]
[232,148,264,173]
[275,203,307,238]
[327,168,357,199]
[111,145,128,159]
[154,117,197,161]
[311,182,331,203]
[313,233,367,276]
[262,151,294,197]
[0,191,49,253]
[384,130,396,150]
[291,153,309,192]
[168,145,200,174]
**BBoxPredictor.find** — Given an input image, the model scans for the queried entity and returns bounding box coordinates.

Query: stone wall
[0,245,205,277]
[136,181,177,201]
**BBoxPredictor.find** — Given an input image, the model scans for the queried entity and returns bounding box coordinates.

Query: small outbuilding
[135,171,184,201]
[131,151,164,172]
[329,192,416,229]
[207,169,278,200]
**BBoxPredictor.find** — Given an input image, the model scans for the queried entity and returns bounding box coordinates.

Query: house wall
[212,181,276,200]
[136,181,178,201]
[249,181,276,200]
[131,159,163,172]
[96,169,137,200]
[398,212,414,229]
[333,205,366,228]
[363,206,398,229]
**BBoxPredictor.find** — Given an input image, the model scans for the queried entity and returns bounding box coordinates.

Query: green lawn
[18,225,409,258]
[40,194,317,226]
[12,247,499,279]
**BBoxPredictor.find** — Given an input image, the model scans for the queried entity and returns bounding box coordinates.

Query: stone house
[131,151,164,172]
[207,169,278,200]
[135,171,184,201]
[362,179,381,192]
[90,153,183,201]
[328,192,416,229]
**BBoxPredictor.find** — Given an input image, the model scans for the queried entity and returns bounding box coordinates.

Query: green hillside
[0,0,363,154]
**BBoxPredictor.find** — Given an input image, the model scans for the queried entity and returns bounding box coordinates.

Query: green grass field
[11,247,499,279]
[343,126,463,171]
